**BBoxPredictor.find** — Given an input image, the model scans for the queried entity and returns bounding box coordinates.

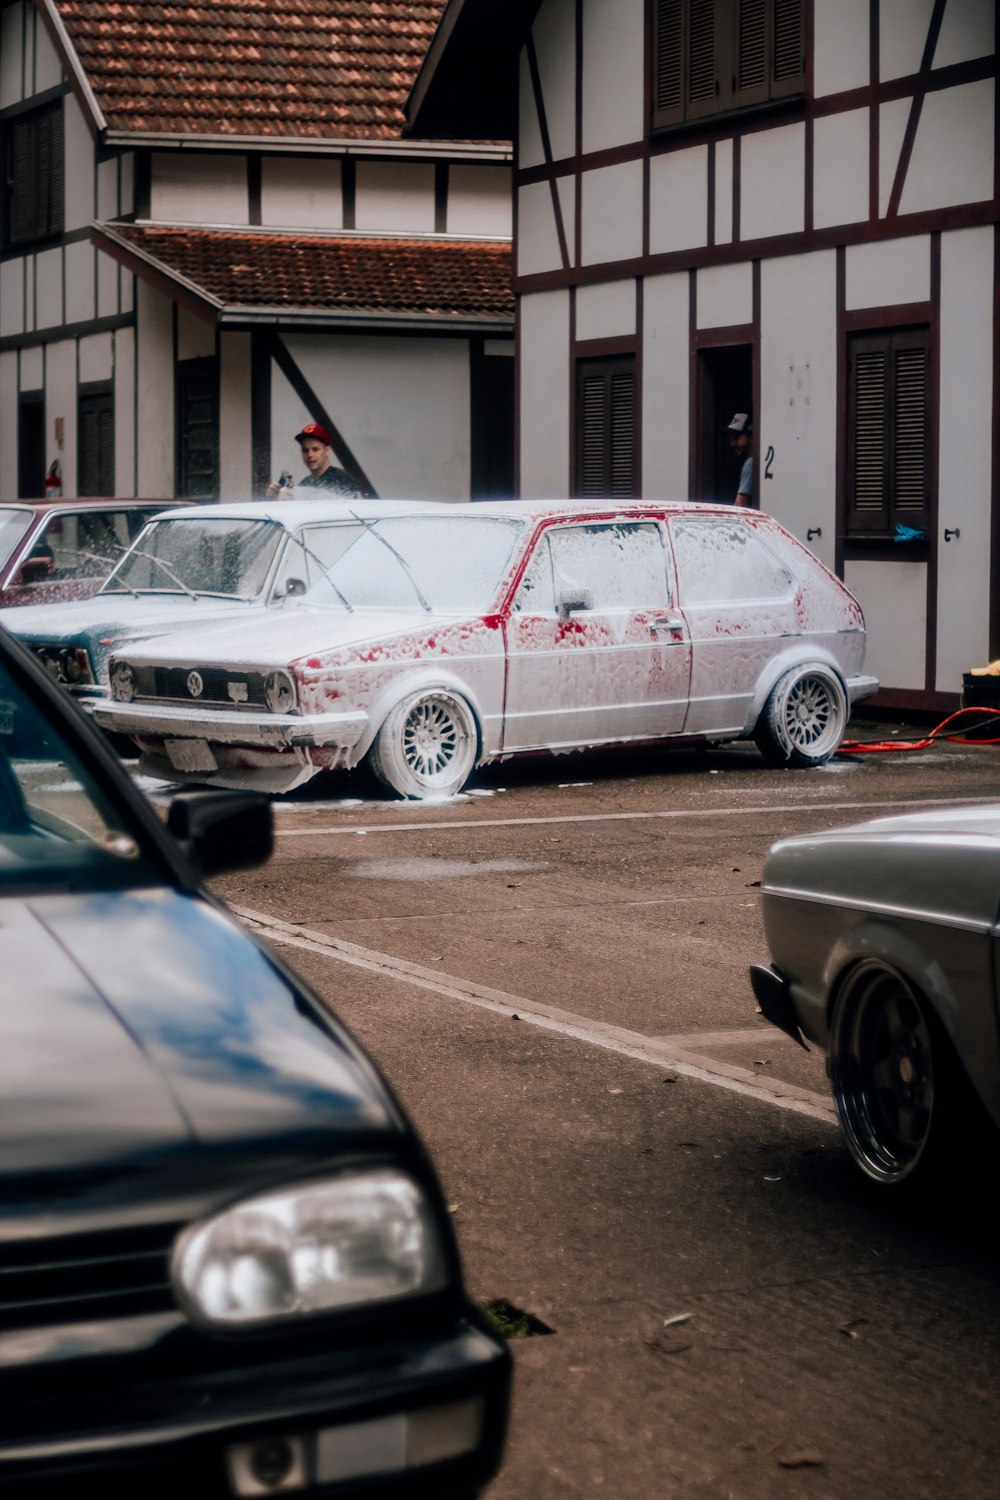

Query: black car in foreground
[0,628,509,1497]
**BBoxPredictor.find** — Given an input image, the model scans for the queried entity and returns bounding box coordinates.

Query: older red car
[0,499,179,607]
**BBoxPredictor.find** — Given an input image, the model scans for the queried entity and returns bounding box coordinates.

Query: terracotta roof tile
[55,2,448,139]
[98,224,514,322]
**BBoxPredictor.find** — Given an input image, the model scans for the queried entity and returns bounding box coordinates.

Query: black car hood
[0,890,400,1241]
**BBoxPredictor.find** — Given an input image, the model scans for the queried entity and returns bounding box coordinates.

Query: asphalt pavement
[211,725,1000,1500]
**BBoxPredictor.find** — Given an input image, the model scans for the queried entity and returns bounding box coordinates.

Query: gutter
[101,132,511,163]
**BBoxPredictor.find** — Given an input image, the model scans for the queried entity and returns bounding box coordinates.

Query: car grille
[133,665,270,708]
[0,1224,179,1331]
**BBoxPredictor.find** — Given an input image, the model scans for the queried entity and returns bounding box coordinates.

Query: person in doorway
[267,423,362,497]
[726,412,754,507]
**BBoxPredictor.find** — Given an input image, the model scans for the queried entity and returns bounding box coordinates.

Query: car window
[105,517,284,598]
[22,509,154,584]
[511,534,556,614]
[0,507,33,566]
[547,523,670,610]
[276,522,365,592]
[0,659,161,893]
[670,517,794,603]
[311,516,524,612]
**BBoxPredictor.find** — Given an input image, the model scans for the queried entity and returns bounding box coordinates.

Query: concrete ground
[210,723,1000,1500]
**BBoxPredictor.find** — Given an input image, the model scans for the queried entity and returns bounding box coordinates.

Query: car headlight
[110,661,135,702]
[171,1171,449,1328]
[264,668,297,714]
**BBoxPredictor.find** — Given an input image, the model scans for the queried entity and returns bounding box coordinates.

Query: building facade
[411,0,999,711]
[1,0,514,508]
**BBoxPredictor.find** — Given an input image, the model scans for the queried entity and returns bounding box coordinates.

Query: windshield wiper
[107,546,201,599]
[262,515,354,612]
[346,509,432,612]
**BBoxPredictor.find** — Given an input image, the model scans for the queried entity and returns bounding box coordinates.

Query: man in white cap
[726,413,754,507]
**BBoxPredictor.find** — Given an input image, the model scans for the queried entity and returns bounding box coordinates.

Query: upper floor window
[652,0,805,131]
[846,329,930,538]
[575,356,638,499]
[2,100,64,247]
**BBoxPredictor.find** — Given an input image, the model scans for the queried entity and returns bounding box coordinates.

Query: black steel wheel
[829,962,951,1191]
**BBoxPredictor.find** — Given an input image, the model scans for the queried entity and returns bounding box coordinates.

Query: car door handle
[649,617,685,636]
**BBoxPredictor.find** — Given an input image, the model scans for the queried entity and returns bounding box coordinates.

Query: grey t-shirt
[737,457,753,500]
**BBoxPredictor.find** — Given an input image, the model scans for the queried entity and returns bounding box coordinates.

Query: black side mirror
[166,790,273,878]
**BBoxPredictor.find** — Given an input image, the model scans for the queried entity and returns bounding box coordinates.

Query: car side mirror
[17,556,54,585]
[556,587,593,619]
[166,790,273,877]
[281,577,307,598]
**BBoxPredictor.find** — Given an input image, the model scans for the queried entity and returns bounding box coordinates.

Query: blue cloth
[737,457,753,499]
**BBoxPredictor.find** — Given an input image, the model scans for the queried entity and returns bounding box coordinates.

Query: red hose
[837,705,1000,753]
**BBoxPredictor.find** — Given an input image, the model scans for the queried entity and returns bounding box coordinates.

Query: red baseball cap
[295,422,331,445]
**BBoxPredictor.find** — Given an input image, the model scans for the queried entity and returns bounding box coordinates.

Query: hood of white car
[110,604,456,669]
[0,591,258,645]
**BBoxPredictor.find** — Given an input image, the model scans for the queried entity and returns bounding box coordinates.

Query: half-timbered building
[1,0,514,506]
[410,0,999,711]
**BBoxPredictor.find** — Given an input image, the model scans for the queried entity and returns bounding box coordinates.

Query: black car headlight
[110,661,135,702]
[264,669,297,714]
[171,1171,448,1328]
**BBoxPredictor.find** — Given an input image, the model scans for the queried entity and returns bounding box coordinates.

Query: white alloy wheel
[754,665,848,767]
[369,690,479,799]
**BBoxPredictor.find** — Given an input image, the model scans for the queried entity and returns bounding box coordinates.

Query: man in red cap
[268,422,362,497]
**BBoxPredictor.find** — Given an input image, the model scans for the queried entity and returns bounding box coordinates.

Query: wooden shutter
[5,102,63,246]
[770,0,806,98]
[78,389,115,496]
[652,1,805,130]
[847,330,929,535]
[576,357,637,499]
[653,0,685,128]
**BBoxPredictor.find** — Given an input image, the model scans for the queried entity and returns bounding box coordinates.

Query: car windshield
[0,657,162,893]
[103,517,284,599]
[0,507,33,565]
[307,515,524,612]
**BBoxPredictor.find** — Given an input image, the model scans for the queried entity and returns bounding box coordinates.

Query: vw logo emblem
[187,671,204,698]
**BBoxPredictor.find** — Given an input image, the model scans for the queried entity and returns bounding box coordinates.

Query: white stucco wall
[0,4,23,108]
[20,345,42,390]
[714,139,734,244]
[813,111,869,228]
[935,0,996,67]
[517,176,574,277]
[580,0,644,154]
[740,123,806,242]
[696,263,752,329]
[650,146,709,254]
[575,280,636,342]
[580,160,643,265]
[277,333,471,500]
[759,251,838,561]
[813,0,870,96]
[936,226,994,692]
[642,272,689,499]
[46,340,77,494]
[114,326,137,498]
[219,333,253,500]
[0,352,17,499]
[260,157,343,230]
[845,560,928,691]
[879,0,937,80]
[65,241,96,326]
[447,165,512,237]
[900,80,995,215]
[35,248,63,330]
[79,332,112,385]
[0,258,25,339]
[522,0,577,168]
[150,154,249,225]
[97,246,119,319]
[176,306,215,362]
[844,236,930,310]
[519,289,570,497]
[355,161,435,233]
[64,94,96,233]
[136,282,175,496]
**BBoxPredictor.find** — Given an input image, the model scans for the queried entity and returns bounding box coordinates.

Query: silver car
[92,500,877,797]
[752,805,1000,1193]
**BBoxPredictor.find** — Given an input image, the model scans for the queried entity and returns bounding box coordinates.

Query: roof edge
[101,131,511,162]
[34,0,107,135]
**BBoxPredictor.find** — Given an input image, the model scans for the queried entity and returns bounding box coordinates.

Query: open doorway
[694,345,753,505]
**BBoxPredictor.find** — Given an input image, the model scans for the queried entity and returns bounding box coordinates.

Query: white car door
[668,514,798,735]
[502,520,691,751]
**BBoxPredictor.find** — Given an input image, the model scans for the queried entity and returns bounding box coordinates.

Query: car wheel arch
[350,669,487,768]
[743,649,849,737]
[822,920,961,1053]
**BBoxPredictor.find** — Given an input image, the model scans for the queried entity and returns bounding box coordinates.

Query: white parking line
[273,793,987,839]
[234,905,836,1126]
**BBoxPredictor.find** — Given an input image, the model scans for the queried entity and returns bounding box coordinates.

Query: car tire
[829,961,963,1194]
[369,689,479,799]
[754,664,847,767]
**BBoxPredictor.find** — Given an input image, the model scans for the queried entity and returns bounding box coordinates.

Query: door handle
[649,617,684,636]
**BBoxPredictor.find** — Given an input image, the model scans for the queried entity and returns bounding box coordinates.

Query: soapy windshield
[104,518,284,599]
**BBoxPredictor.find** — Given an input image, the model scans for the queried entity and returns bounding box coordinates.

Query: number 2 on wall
[764,445,774,480]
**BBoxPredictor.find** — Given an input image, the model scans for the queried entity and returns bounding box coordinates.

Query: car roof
[0,498,179,516]
[145,497,448,525]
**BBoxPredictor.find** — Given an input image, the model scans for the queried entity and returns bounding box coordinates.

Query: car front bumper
[90,699,368,751]
[1,1310,510,1499]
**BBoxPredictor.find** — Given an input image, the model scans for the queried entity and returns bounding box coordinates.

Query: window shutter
[686,0,721,120]
[4,101,63,246]
[734,0,769,107]
[653,0,685,128]
[770,0,805,98]
[576,357,638,499]
[847,331,929,536]
[78,390,115,496]
[10,118,37,244]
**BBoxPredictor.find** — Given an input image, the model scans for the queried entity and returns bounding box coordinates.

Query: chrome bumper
[847,674,879,704]
[91,699,368,750]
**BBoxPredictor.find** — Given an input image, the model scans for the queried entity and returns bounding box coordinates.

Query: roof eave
[407,0,539,141]
[101,130,511,162]
[34,0,107,136]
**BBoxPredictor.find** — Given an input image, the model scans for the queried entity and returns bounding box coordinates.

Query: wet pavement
[206,724,1000,1499]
